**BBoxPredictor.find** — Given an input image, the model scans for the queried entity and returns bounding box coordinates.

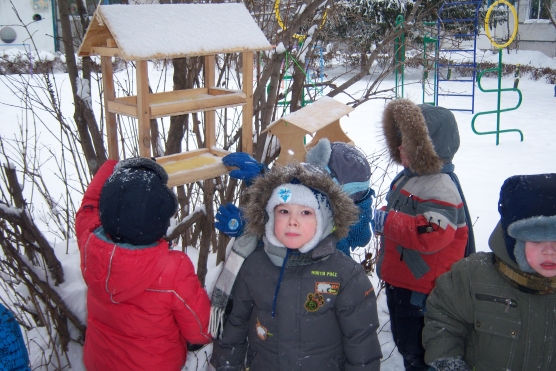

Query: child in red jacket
[75,158,211,371]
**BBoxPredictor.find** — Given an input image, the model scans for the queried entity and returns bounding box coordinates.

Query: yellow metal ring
[275,0,286,30]
[274,0,328,31]
[485,0,518,49]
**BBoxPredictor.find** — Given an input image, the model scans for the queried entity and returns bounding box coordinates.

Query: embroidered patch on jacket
[304,292,325,312]
[256,318,272,340]
[315,282,340,295]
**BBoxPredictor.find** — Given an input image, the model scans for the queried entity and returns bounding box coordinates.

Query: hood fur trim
[382,99,443,175]
[243,163,359,240]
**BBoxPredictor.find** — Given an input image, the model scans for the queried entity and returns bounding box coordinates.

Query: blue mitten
[336,188,374,255]
[215,203,245,237]
[371,208,388,234]
[222,153,266,185]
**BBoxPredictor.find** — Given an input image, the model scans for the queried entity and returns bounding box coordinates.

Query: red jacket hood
[82,230,170,303]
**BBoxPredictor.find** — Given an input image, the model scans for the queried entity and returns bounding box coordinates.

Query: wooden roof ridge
[265,97,354,134]
[78,3,273,60]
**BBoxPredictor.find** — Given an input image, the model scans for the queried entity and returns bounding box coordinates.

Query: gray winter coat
[423,222,556,371]
[210,235,382,371]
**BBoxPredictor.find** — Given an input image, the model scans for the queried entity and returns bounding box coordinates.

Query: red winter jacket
[75,160,211,371]
[378,173,468,294]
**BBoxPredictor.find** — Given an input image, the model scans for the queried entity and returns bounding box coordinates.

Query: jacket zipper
[475,293,518,313]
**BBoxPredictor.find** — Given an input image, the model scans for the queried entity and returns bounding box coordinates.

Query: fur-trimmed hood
[243,163,359,241]
[382,99,460,175]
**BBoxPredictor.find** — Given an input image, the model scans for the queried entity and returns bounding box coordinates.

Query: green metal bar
[471,49,523,145]
[395,15,405,99]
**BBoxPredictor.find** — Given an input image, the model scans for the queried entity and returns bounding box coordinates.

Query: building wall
[478,0,556,57]
[0,0,57,53]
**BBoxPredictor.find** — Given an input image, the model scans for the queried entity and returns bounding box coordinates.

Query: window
[529,0,551,20]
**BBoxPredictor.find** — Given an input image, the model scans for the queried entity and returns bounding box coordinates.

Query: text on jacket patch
[311,270,337,277]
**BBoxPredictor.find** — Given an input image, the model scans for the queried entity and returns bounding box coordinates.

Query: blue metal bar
[436,0,482,113]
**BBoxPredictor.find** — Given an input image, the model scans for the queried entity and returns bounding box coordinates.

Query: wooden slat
[242,51,254,154]
[167,163,230,188]
[150,93,246,118]
[148,88,209,105]
[136,60,151,157]
[106,38,116,47]
[205,55,216,149]
[209,148,232,157]
[101,56,119,160]
[107,100,138,117]
[155,148,210,165]
[208,87,242,95]
[90,46,121,57]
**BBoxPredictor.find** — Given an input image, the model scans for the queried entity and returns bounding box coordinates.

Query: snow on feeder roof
[78,3,272,60]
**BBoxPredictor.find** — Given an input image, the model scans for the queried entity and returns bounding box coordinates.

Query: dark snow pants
[386,285,430,371]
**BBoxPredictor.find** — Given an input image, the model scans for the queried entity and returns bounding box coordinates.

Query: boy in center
[209,163,382,371]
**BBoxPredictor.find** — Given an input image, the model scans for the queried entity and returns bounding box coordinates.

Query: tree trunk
[58,0,106,175]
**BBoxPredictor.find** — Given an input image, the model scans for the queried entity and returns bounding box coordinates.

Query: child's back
[76,159,211,371]
[210,163,382,371]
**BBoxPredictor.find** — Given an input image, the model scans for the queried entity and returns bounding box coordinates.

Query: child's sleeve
[75,160,118,247]
[210,270,253,371]
[171,255,212,346]
[423,258,474,365]
[335,265,382,371]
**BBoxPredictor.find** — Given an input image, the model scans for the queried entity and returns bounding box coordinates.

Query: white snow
[96,4,272,60]
[0,48,555,371]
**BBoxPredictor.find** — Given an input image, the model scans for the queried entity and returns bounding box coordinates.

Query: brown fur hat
[242,163,359,240]
[382,99,459,175]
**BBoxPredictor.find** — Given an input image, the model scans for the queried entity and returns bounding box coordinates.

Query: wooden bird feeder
[263,97,355,165]
[78,3,272,187]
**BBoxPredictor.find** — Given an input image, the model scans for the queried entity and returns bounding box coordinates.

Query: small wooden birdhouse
[264,97,354,165]
[78,3,272,187]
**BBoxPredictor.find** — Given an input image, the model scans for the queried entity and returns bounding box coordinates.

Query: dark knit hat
[99,157,178,246]
[305,138,371,202]
[499,173,556,272]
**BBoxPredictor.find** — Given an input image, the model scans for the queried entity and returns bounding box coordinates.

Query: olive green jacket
[423,222,556,371]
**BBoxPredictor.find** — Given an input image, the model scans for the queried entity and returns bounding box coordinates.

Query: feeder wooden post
[242,51,254,155]
[205,55,216,149]
[136,60,151,158]
[101,55,119,160]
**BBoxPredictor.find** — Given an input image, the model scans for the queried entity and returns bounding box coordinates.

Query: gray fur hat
[243,163,359,246]
[305,138,371,202]
[499,173,556,273]
[382,99,460,175]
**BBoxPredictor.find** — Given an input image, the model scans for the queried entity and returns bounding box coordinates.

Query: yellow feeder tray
[157,148,233,187]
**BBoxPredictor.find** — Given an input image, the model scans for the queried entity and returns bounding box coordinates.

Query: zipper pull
[505,299,512,313]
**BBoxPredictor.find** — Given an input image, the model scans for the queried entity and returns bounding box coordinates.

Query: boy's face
[274,204,317,249]
[525,241,556,277]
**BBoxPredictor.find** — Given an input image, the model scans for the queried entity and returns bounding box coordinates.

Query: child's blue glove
[371,208,388,234]
[215,202,245,237]
[336,188,374,255]
[222,153,266,185]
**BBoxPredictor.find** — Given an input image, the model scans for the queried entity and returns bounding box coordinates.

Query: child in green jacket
[423,173,556,371]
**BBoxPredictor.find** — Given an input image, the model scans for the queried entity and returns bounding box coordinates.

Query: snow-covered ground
[1,48,556,370]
